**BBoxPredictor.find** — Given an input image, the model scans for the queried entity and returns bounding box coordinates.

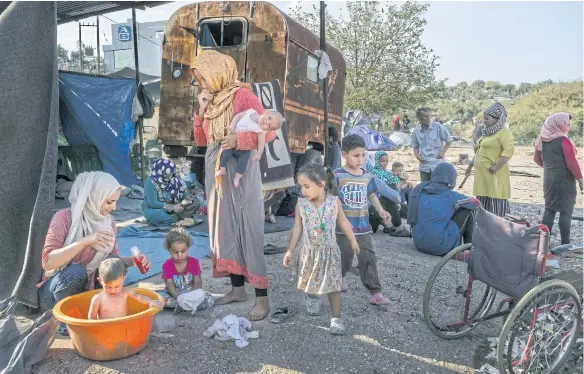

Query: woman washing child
[191,50,277,320]
[37,172,152,332]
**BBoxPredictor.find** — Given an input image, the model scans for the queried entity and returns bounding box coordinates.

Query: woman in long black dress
[534,112,583,244]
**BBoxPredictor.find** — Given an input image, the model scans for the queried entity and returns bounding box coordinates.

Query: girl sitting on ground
[158,227,213,313]
[283,163,359,335]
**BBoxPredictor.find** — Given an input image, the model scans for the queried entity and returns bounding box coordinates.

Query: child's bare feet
[173,306,183,314]
[249,296,269,321]
[216,167,226,178]
[233,173,244,188]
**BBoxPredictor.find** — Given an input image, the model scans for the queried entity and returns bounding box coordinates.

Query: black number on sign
[267,135,281,161]
[259,85,273,109]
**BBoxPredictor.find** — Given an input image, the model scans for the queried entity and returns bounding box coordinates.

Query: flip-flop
[263,244,287,255]
[269,306,297,324]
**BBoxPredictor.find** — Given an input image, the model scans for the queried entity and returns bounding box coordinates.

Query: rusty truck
[158,1,346,188]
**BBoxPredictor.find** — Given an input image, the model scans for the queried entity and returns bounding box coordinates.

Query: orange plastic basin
[53,288,163,361]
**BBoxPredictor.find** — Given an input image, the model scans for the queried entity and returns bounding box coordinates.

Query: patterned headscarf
[151,158,186,204]
[191,50,252,142]
[482,102,507,136]
[371,151,400,187]
[535,112,577,153]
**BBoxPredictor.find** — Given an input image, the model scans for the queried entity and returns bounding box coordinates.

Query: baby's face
[392,166,403,176]
[259,112,282,131]
[102,277,124,297]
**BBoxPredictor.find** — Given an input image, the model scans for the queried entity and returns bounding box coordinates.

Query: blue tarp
[117,228,210,285]
[59,72,139,186]
[346,125,398,151]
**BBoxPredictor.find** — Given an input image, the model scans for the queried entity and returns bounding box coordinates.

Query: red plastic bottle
[131,247,148,274]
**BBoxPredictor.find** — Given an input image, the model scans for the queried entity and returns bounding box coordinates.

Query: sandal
[304,294,322,316]
[388,227,411,237]
[265,214,277,224]
[269,306,297,324]
[330,318,346,335]
[58,323,69,337]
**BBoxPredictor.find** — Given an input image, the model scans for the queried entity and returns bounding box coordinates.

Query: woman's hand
[83,232,114,248]
[135,253,152,271]
[578,178,583,192]
[221,133,238,150]
[172,204,185,213]
[488,164,500,174]
[197,90,213,115]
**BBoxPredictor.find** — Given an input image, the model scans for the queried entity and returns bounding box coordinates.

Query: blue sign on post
[117,26,132,42]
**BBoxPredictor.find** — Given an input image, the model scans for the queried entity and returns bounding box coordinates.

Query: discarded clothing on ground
[203,314,259,348]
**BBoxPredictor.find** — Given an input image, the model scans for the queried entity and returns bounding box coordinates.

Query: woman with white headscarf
[465,102,515,217]
[37,172,152,318]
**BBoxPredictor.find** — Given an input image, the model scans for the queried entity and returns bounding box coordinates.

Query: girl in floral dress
[283,163,359,335]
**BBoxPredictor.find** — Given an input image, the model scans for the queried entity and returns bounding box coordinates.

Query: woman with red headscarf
[534,112,583,244]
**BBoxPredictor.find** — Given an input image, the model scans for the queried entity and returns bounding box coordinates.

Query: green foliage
[507,81,583,146]
[290,2,442,114]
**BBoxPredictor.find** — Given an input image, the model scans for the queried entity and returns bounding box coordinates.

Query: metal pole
[132,6,146,184]
[78,22,83,73]
[320,1,330,167]
[96,17,100,74]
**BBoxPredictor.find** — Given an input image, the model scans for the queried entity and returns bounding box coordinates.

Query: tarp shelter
[59,72,140,186]
[0,1,166,309]
[108,67,160,100]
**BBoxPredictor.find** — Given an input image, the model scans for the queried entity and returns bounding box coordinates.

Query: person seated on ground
[367,151,411,237]
[216,109,283,188]
[88,258,162,320]
[391,162,414,219]
[407,163,476,256]
[142,158,200,227]
[38,171,152,334]
[157,228,214,313]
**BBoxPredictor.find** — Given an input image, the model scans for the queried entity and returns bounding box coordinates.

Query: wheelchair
[422,198,583,374]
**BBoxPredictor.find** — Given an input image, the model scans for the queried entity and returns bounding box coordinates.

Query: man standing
[411,107,453,182]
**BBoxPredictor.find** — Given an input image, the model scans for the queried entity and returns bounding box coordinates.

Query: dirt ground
[33,146,583,374]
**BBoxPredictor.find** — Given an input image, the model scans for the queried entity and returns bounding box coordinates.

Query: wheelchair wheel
[423,243,496,339]
[497,279,582,374]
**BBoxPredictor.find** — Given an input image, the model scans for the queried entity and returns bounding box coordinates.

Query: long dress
[294,195,342,295]
[541,138,578,213]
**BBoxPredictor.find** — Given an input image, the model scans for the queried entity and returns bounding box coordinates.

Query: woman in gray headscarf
[465,102,515,217]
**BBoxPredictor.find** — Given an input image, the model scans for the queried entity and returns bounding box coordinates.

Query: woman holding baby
[191,50,277,321]
[37,171,152,333]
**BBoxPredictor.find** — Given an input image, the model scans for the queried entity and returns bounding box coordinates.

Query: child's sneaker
[341,277,348,292]
[330,318,346,335]
[369,292,390,305]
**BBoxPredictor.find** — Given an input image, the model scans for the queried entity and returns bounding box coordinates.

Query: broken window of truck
[199,19,246,48]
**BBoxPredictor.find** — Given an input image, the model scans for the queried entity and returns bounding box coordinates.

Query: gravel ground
[33,146,583,374]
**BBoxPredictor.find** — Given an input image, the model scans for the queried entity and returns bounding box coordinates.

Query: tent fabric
[346,125,399,151]
[108,67,159,83]
[0,2,59,308]
[59,72,140,186]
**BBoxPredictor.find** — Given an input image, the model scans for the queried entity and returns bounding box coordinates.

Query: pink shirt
[161,257,201,292]
[37,208,119,289]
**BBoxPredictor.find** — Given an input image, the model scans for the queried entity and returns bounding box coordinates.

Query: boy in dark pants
[334,134,392,305]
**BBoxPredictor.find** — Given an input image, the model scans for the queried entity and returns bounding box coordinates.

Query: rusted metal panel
[158,1,346,155]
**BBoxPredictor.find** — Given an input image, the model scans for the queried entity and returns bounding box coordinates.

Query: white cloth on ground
[176,289,205,315]
[202,314,259,348]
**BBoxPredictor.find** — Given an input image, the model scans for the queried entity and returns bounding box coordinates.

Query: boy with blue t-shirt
[334,134,392,306]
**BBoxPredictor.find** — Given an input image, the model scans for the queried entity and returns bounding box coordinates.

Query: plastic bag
[0,297,59,374]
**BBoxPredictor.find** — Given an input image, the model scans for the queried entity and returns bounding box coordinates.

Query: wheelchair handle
[521,224,549,237]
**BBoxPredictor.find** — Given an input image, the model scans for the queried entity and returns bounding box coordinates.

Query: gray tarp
[0,2,58,308]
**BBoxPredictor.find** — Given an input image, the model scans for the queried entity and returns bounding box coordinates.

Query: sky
[57,1,584,86]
